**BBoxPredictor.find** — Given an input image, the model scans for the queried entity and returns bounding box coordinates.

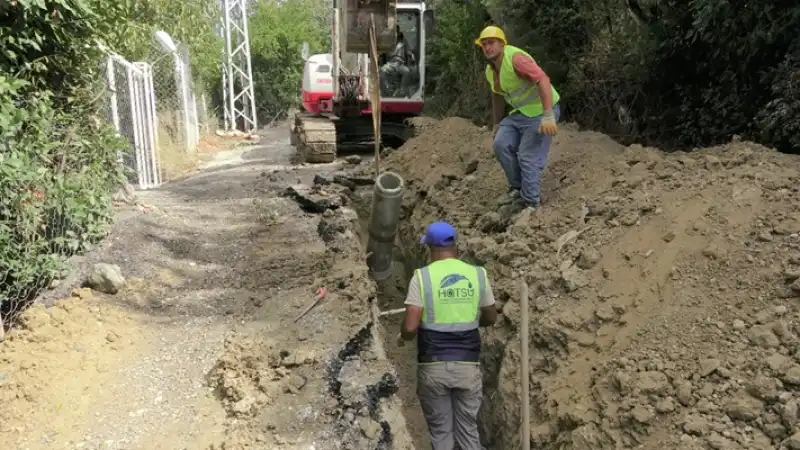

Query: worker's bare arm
[478,274,498,326]
[512,53,554,111]
[479,306,497,326]
[535,77,554,112]
[401,306,423,339]
[400,272,423,340]
[491,93,506,127]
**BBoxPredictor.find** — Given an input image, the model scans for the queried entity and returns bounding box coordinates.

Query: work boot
[498,197,526,221]
[523,202,540,213]
[497,188,520,206]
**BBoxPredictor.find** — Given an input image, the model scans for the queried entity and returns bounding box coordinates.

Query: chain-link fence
[104,51,162,189]
[1,50,145,337]
[148,39,212,157]
[101,33,215,189]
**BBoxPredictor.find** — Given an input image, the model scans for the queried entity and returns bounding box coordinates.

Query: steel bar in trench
[377,307,406,317]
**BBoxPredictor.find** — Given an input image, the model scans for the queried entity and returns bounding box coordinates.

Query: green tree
[1,1,128,324]
[424,0,492,121]
[90,0,222,85]
[248,0,331,121]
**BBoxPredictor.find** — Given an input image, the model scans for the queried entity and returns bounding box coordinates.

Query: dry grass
[156,127,203,182]
[154,110,257,182]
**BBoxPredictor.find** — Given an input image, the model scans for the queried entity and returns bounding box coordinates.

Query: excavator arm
[337,0,395,171]
[333,0,397,108]
[342,0,397,54]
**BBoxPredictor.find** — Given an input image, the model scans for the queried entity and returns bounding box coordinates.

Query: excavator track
[292,111,337,164]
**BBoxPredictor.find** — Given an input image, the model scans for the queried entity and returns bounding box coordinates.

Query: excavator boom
[341,0,397,54]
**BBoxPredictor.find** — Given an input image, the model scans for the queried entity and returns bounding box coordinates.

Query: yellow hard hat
[475,26,507,46]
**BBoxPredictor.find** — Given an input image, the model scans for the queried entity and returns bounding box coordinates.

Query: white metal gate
[105,52,162,190]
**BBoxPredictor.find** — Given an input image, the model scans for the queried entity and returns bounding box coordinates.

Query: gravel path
[1,127,348,450]
[77,131,301,448]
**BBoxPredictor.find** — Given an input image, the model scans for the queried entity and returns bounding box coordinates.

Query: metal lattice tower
[221,0,257,132]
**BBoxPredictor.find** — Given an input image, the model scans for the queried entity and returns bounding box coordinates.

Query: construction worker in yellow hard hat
[476,25,561,213]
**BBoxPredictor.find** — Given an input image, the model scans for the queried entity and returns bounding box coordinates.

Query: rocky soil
[208,176,416,450]
[4,117,800,450]
[352,117,800,450]
[0,129,416,450]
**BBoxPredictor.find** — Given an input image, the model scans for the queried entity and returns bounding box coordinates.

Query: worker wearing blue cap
[398,221,498,450]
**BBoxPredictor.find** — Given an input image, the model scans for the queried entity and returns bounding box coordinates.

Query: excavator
[290,0,434,163]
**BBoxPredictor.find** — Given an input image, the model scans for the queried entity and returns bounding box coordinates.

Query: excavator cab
[291,0,433,164]
[334,0,432,104]
[376,2,433,102]
[377,10,419,99]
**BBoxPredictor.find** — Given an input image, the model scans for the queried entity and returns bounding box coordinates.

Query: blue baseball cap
[420,221,457,247]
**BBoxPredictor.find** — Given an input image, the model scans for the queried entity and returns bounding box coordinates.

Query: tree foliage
[424,1,492,121]
[1,0,122,105]
[248,0,331,122]
[424,0,800,154]
[0,1,147,323]
[101,0,223,87]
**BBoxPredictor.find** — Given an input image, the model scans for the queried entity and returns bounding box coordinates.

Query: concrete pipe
[366,171,405,280]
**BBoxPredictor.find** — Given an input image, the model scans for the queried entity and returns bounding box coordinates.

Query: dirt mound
[380,117,800,449]
[0,288,141,443]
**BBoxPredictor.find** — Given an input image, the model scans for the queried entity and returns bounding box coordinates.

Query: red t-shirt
[490,53,546,93]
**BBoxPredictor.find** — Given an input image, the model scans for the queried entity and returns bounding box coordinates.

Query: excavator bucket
[341,0,397,54]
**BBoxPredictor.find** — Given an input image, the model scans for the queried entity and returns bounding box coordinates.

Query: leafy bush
[635,0,800,151]
[0,1,129,324]
[424,0,800,153]
[758,55,800,152]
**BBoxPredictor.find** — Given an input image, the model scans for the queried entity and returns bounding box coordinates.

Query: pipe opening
[375,171,404,194]
[366,171,405,281]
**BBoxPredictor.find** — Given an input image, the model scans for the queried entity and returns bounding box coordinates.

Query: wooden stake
[368,14,381,179]
[520,280,530,450]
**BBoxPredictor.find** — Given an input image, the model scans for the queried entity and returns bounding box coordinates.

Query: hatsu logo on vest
[439,274,475,300]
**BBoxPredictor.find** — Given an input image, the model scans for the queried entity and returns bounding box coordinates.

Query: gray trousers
[417,362,484,450]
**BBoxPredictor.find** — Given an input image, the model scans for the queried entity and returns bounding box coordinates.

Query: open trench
[308,115,800,450]
[346,181,512,450]
[350,185,431,449]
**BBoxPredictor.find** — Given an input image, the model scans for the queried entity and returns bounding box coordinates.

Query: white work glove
[539,109,558,136]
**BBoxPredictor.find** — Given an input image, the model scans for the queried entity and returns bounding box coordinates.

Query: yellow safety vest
[485,44,560,117]
[416,258,487,331]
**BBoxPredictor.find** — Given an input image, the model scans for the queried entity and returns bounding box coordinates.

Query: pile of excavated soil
[375,117,800,450]
[0,288,143,443]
